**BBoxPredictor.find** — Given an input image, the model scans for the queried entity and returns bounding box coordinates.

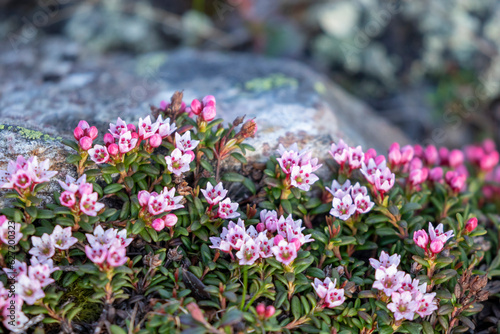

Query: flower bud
[149,134,162,148]
[79,136,93,151]
[127,124,137,132]
[413,144,423,158]
[265,305,275,318]
[465,217,478,233]
[108,143,119,156]
[104,133,115,145]
[480,151,499,172]
[138,190,151,207]
[77,120,90,130]
[413,229,429,249]
[256,223,265,233]
[429,238,444,254]
[364,148,377,163]
[400,145,414,164]
[152,218,165,231]
[483,138,496,153]
[388,143,401,166]
[73,126,84,140]
[429,167,443,183]
[448,149,464,169]
[424,145,438,165]
[202,105,216,122]
[164,214,178,227]
[256,303,266,317]
[273,235,284,246]
[190,99,202,115]
[438,147,449,165]
[239,120,257,139]
[202,95,216,106]
[375,155,386,166]
[409,168,427,186]
[87,126,98,140]
[131,132,139,141]
[185,150,195,162]
[290,238,301,251]
[160,100,168,110]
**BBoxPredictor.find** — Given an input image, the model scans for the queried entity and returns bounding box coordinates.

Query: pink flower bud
[465,217,478,233]
[364,148,377,163]
[273,235,284,246]
[77,120,90,130]
[400,145,414,164]
[60,191,76,208]
[79,136,93,151]
[375,155,386,166]
[202,105,216,122]
[429,238,444,254]
[149,134,162,148]
[256,303,266,316]
[160,100,168,110]
[448,149,464,169]
[290,238,302,251]
[424,145,438,165]
[73,126,84,140]
[164,214,178,227]
[413,144,423,158]
[202,95,216,106]
[388,143,401,166]
[190,99,202,115]
[410,158,423,171]
[131,132,139,140]
[104,133,115,145]
[256,223,265,233]
[445,171,466,193]
[265,305,275,318]
[87,126,98,140]
[409,168,428,186]
[413,230,429,249]
[480,151,499,172]
[429,167,443,182]
[108,143,119,156]
[138,190,151,207]
[127,124,137,132]
[152,218,165,231]
[439,147,449,165]
[483,138,496,153]
[185,150,195,162]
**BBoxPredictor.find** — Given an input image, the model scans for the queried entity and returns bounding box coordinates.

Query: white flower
[165,148,192,176]
[201,182,228,205]
[175,131,199,152]
[138,116,160,139]
[50,225,78,250]
[330,194,356,220]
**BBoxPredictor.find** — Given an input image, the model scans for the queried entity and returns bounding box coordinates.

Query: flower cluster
[370,252,438,321]
[29,225,78,260]
[311,277,346,308]
[165,131,199,176]
[276,144,321,191]
[58,174,105,217]
[138,187,184,228]
[327,179,374,220]
[0,155,57,195]
[210,211,313,266]
[465,139,499,173]
[188,95,217,122]
[84,225,132,268]
[329,139,367,173]
[360,156,395,197]
[201,182,240,219]
[413,222,455,255]
[73,120,98,151]
[0,215,22,245]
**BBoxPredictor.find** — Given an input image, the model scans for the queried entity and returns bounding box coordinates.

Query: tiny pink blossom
[138,116,159,139]
[415,292,438,317]
[387,291,419,321]
[85,244,108,264]
[0,221,23,245]
[108,143,119,156]
[103,133,114,145]
[175,131,199,152]
[138,190,151,207]
[29,233,55,260]
[373,167,395,193]
[109,117,128,138]
[424,145,438,166]
[201,182,228,205]
[156,115,177,138]
[271,240,297,266]
[448,149,464,168]
[18,274,45,305]
[80,192,105,216]
[429,239,444,254]
[290,164,319,191]
[149,133,162,148]
[429,167,443,183]
[60,190,76,208]
[13,170,32,189]
[329,140,349,165]
[51,225,78,250]
[118,131,138,154]
[348,146,364,169]
[372,265,405,296]
[107,245,128,267]
[369,251,401,270]
[354,193,374,214]
[202,105,216,122]
[325,286,345,308]
[165,148,192,176]
[218,198,240,219]
[236,238,260,265]
[89,145,110,164]
[330,194,356,220]
[79,136,93,151]
[164,214,178,227]
[326,179,352,198]
[465,217,478,233]
[413,230,429,250]
[428,222,454,243]
[28,263,54,287]
[311,277,335,299]
[260,209,278,232]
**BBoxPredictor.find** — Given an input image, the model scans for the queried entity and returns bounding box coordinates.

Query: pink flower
[424,145,438,166]
[329,140,349,165]
[162,186,184,211]
[108,143,119,156]
[218,198,240,219]
[209,236,232,253]
[360,158,387,184]
[429,167,443,183]
[138,190,151,207]
[107,245,128,267]
[0,221,23,245]
[415,292,438,317]
[74,126,84,140]
[372,266,405,296]
[201,182,228,205]
[88,145,109,164]
[148,193,167,216]
[400,145,414,165]
[118,131,138,154]
[86,225,117,248]
[164,214,178,227]
[364,148,377,163]
[175,131,199,152]
[326,179,352,198]
[18,274,45,305]
[79,136,93,151]
[190,99,203,115]
[428,222,454,243]
[413,230,429,250]
[165,148,192,176]
[29,233,55,260]
[409,168,428,186]
[273,235,284,246]
[351,182,368,197]
[311,277,335,299]
[138,116,160,139]
[271,240,297,266]
[51,225,78,250]
[28,263,55,287]
[374,167,395,193]
[277,150,300,175]
[202,105,216,122]
[256,233,273,258]
[324,285,345,308]
[448,149,464,168]
[260,210,278,232]
[85,244,108,264]
[369,251,401,270]
[236,238,260,265]
[348,146,365,169]
[13,169,32,189]
[290,164,319,191]
[265,306,275,318]
[156,115,177,138]
[60,190,76,208]
[387,291,419,321]
[115,229,133,247]
[80,192,105,216]
[109,117,128,138]
[480,151,499,172]
[330,194,356,220]
[104,133,115,145]
[388,142,402,167]
[445,171,466,193]
[354,193,374,214]
[465,217,478,233]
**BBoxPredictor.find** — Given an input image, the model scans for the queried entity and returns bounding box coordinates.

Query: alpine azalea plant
[0,91,498,334]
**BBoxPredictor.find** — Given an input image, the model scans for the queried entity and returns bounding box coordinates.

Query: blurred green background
[2,0,500,147]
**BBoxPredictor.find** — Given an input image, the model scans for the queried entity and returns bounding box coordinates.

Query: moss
[244,73,298,92]
[0,124,62,141]
[61,283,102,323]
[314,82,327,95]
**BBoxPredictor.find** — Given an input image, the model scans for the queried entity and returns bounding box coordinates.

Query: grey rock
[0,36,408,201]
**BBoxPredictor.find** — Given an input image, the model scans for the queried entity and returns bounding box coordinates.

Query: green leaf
[221,172,244,183]
[230,152,247,164]
[243,177,256,194]
[131,219,145,235]
[291,296,301,320]
[200,148,214,160]
[66,154,82,164]
[139,164,160,175]
[110,325,127,334]
[104,184,124,194]
[37,209,56,219]
[62,139,79,151]
[281,199,292,214]
[101,166,119,174]
[200,160,213,172]
[220,308,243,327]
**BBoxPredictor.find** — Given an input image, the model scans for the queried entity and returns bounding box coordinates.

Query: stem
[240,266,248,310]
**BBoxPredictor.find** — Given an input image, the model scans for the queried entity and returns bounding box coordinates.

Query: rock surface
[0,37,408,201]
